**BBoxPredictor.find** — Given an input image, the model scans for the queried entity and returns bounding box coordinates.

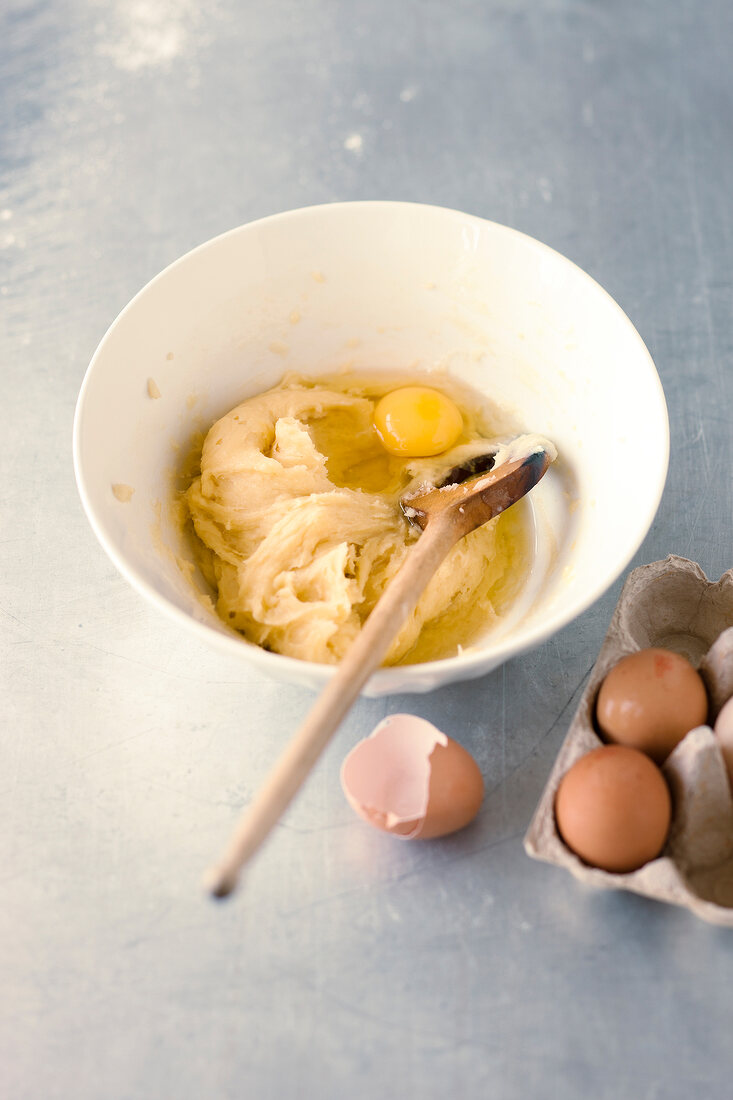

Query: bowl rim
[72,199,670,692]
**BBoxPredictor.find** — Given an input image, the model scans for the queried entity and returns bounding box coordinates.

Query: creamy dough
[184,375,527,665]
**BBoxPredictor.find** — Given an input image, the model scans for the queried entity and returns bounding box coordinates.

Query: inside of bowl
[74,203,668,689]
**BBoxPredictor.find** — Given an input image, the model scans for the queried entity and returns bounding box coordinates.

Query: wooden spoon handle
[205,517,458,898]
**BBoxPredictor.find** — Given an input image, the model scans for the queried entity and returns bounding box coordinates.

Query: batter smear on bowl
[183,372,532,665]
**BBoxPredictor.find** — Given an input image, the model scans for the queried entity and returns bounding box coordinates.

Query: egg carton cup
[524,555,733,926]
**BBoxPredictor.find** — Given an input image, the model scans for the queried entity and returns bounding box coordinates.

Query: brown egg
[596,647,708,763]
[555,745,671,872]
[340,714,484,840]
[713,696,733,792]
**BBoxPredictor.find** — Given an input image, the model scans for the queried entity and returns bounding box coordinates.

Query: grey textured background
[3,1,733,1097]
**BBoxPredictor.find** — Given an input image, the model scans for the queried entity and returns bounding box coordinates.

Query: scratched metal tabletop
[3,1,733,1097]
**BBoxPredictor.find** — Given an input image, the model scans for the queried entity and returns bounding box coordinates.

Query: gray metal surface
[3,1,733,1097]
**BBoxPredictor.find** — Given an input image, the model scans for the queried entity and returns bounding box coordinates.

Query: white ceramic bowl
[73,202,669,696]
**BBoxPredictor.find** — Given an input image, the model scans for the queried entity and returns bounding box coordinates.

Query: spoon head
[401,446,552,537]
[435,448,498,487]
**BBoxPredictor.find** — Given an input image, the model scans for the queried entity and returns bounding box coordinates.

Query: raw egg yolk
[373,387,463,457]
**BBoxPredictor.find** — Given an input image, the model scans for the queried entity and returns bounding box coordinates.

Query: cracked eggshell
[340,714,484,840]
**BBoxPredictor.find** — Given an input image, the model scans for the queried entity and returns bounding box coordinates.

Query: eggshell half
[340,714,484,840]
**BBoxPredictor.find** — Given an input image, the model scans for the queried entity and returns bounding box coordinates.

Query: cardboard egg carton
[524,555,733,926]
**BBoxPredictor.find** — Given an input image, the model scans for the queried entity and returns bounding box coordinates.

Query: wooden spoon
[206,442,553,898]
